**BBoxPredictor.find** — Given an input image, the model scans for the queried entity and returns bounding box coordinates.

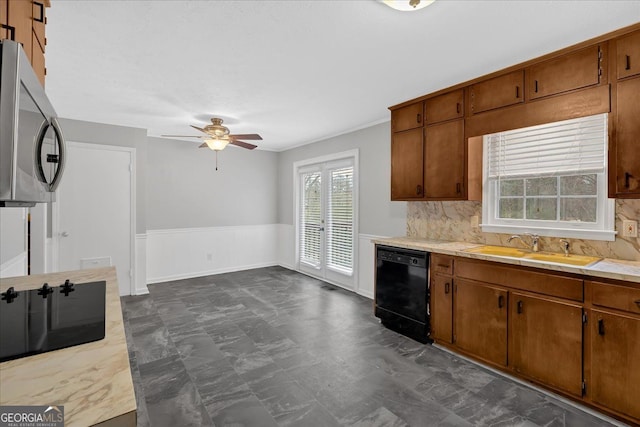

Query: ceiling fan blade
[190,125,209,134]
[199,142,208,148]
[229,133,262,141]
[230,140,257,150]
[162,135,204,138]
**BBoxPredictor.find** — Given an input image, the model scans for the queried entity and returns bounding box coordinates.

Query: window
[482,113,615,241]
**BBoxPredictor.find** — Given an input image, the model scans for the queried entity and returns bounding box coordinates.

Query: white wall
[144,136,279,284]
[146,136,278,229]
[0,208,27,277]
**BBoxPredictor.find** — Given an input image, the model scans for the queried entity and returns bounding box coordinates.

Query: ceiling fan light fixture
[381,0,435,11]
[205,137,230,151]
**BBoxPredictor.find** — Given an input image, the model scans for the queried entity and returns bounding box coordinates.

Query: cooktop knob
[37,283,54,299]
[60,279,75,296]
[1,287,19,304]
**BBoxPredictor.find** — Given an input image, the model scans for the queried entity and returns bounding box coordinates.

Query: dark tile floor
[121,266,623,427]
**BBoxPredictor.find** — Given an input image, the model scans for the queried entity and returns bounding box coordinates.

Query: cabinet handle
[456,183,461,194]
[456,102,461,114]
[437,264,449,269]
[444,283,450,294]
[498,295,504,309]
[0,24,15,41]
[598,318,605,336]
[416,185,423,196]
[417,113,421,124]
[515,86,520,99]
[634,299,640,307]
[534,80,539,93]
[34,2,45,23]
[625,172,632,188]
[626,55,631,71]
[516,300,523,314]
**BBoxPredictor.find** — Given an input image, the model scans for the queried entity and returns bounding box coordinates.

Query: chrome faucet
[507,233,540,252]
[559,239,570,257]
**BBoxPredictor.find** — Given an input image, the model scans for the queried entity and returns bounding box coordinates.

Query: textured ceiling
[45,1,640,151]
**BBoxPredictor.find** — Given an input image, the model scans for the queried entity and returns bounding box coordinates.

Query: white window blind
[327,166,354,274]
[300,171,322,268]
[487,114,607,179]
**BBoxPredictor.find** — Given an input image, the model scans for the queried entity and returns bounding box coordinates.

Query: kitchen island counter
[0,267,136,427]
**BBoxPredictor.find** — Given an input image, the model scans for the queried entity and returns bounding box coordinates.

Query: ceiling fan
[162,118,262,151]
[162,118,262,170]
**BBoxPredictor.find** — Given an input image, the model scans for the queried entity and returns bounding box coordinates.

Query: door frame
[293,149,359,291]
[52,141,136,295]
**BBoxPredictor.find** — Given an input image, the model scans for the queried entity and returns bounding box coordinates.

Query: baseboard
[0,251,27,278]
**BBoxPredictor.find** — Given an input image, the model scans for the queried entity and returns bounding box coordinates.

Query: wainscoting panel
[146,225,278,284]
[135,234,149,294]
[0,252,27,278]
[357,234,386,299]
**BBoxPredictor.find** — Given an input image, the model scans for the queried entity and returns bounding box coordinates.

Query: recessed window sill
[480,224,617,242]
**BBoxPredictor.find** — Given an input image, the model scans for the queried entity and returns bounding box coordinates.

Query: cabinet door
[1,0,8,40]
[616,30,640,80]
[32,29,44,86]
[509,292,583,396]
[391,102,423,132]
[32,0,45,48]
[430,274,453,343]
[469,70,524,114]
[391,128,424,200]
[528,45,602,100]
[424,119,464,199]
[590,310,640,420]
[454,279,507,366]
[614,78,640,195]
[425,89,463,125]
[7,0,33,61]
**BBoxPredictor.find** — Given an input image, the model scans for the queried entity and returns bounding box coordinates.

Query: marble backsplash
[407,199,640,262]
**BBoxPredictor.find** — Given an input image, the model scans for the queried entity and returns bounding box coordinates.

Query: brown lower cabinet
[454,279,507,366]
[430,274,453,343]
[590,309,640,420]
[509,292,584,397]
[427,255,640,425]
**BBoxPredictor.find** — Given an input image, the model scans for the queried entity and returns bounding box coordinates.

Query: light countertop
[373,237,640,284]
[0,267,136,427]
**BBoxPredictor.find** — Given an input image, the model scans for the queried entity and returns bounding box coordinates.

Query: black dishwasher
[375,245,431,343]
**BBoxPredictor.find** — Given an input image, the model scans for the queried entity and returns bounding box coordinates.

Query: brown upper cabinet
[391,128,424,200]
[613,77,640,196]
[616,30,640,80]
[469,70,524,114]
[1,0,48,86]
[425,89,464,124]
[391,101,423,132]
[527,45,604,100]
[424,120,465,199]
[1,0,8,39]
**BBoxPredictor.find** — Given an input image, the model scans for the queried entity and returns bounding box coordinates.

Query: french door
[297,157,356,289]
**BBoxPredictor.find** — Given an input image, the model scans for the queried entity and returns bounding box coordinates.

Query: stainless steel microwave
[0,39,65,207]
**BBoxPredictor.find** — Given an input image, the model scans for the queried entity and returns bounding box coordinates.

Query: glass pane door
[297,158,355,289]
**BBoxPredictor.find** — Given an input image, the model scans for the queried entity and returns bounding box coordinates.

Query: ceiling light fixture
[381,0,435,11]
[204,136,230,151]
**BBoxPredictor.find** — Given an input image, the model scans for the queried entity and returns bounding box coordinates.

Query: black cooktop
[0,280,106,363]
